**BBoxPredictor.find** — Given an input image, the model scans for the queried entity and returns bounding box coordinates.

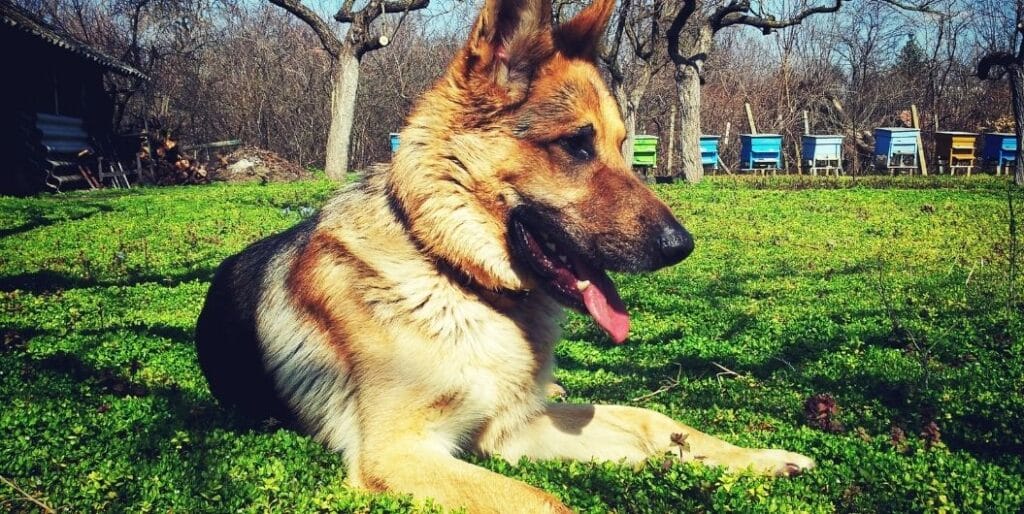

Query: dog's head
[388,0,693,342]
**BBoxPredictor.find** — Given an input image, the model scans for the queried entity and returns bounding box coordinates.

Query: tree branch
[977,51,1016,81]
[876,0,942,14]
[666,0,696,65]
[349,0,429,56]
[267,0,342,57]
[624,0,661,61]
[642,0,664,60]
[335,0,429,23]
[708,0,749,31]
[716,0,843,31]
[335,0,357,23]
[599,0,631,79]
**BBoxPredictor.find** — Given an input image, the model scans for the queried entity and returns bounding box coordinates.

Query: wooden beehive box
[801,135,843,162]
[700,135,720,169]
[874,128,919,158]
[934,131,977,162]
[632,135,658,167]
[981,133,1017,162]
[739,134,783,170]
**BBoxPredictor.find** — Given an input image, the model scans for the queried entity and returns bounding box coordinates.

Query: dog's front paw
[748,449,815,477]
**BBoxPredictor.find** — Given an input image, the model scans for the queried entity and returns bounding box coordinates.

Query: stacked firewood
[139,131,209,185]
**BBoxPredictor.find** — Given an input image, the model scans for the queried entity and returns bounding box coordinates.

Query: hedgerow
[1,176,1022,512]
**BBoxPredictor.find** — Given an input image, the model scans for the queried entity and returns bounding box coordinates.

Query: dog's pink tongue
[572,257,629,344]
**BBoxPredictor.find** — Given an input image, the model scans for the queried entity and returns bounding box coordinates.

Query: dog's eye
[558,125,595,162]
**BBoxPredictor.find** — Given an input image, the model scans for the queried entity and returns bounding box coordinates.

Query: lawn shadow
[0,203,116,238]
[0,263,218,293]
[557,261,887,412]
[9,341,303,505]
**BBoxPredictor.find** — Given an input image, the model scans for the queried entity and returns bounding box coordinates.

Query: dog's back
[196,217,313,423]
[196,174,562,456]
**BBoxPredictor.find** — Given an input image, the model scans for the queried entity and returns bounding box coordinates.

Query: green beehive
[632,135,658,167]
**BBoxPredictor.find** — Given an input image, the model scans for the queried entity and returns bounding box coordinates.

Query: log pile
[137,132,308,185]
[138,131,209,185]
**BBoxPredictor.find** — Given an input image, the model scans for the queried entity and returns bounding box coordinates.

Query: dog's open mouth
[509,217,629,344]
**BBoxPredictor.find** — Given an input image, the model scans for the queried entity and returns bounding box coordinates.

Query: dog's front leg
[352,436,572,513]
[482,403,814,476]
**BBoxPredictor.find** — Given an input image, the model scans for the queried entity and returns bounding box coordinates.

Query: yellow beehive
[934,131,978,175]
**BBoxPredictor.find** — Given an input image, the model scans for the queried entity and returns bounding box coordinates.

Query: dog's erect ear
[554,0,614,60]
[463,0,554,103]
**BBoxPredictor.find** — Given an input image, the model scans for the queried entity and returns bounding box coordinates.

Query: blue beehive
[739,134,783,172]
[700,135,720,170]
[801,134,843,175]
[982,132,1017,174]
[873,128,919,174]
[389,132,400,153]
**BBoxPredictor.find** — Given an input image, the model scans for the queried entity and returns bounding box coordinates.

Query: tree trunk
[666,101,677,173]
[623,108,638,169]
[611,80,636,166]
[675,65,703,183]
[324,51,361,180]
[1011,64,1024,186]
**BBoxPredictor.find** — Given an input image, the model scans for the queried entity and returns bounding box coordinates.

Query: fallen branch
[711,361,741,379]
[772,356,796,372]
[631,363,682,402]
[0,474,56,514]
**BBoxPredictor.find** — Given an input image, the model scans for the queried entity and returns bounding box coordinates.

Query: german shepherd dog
[196,0,814,510]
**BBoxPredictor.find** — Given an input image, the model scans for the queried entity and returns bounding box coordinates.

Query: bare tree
[600,0,670,165]
[665,0,940,182]
[31,0,220,132]
[24,0,1011,181]
[268,0,428,179]
[666,0,848,182]
[353,15,457,167]
[824,1,907,172]
[977,0,1024,185]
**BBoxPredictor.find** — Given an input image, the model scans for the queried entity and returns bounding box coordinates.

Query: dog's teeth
[558,254,568,263]
[576,280,591,291]
[544,242,557,251]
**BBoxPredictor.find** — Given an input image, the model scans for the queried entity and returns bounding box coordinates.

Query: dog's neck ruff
[382,173,531,306]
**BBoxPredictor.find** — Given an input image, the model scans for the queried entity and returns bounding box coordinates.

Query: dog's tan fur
[195,0,814,510]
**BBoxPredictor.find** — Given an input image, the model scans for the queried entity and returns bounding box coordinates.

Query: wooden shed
[0,0,148,195]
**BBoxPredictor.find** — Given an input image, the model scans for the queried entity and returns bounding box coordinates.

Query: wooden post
[911,104,928,176]
[800,111,809,176]
[744,103,758,134]
[723,121,731,147]
[717,156,733,175]
[794,140,803,175]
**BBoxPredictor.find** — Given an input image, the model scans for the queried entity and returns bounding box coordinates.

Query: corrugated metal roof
[0,0,149,80]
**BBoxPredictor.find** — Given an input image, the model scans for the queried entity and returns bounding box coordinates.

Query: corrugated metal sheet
[0,0,149,81]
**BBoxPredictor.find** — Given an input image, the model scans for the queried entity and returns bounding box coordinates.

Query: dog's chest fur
[255,177,564,458]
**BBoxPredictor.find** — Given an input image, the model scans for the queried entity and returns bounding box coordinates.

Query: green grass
[1,176,1022,513]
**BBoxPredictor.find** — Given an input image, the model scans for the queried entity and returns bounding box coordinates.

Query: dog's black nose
[657,220,694,266]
